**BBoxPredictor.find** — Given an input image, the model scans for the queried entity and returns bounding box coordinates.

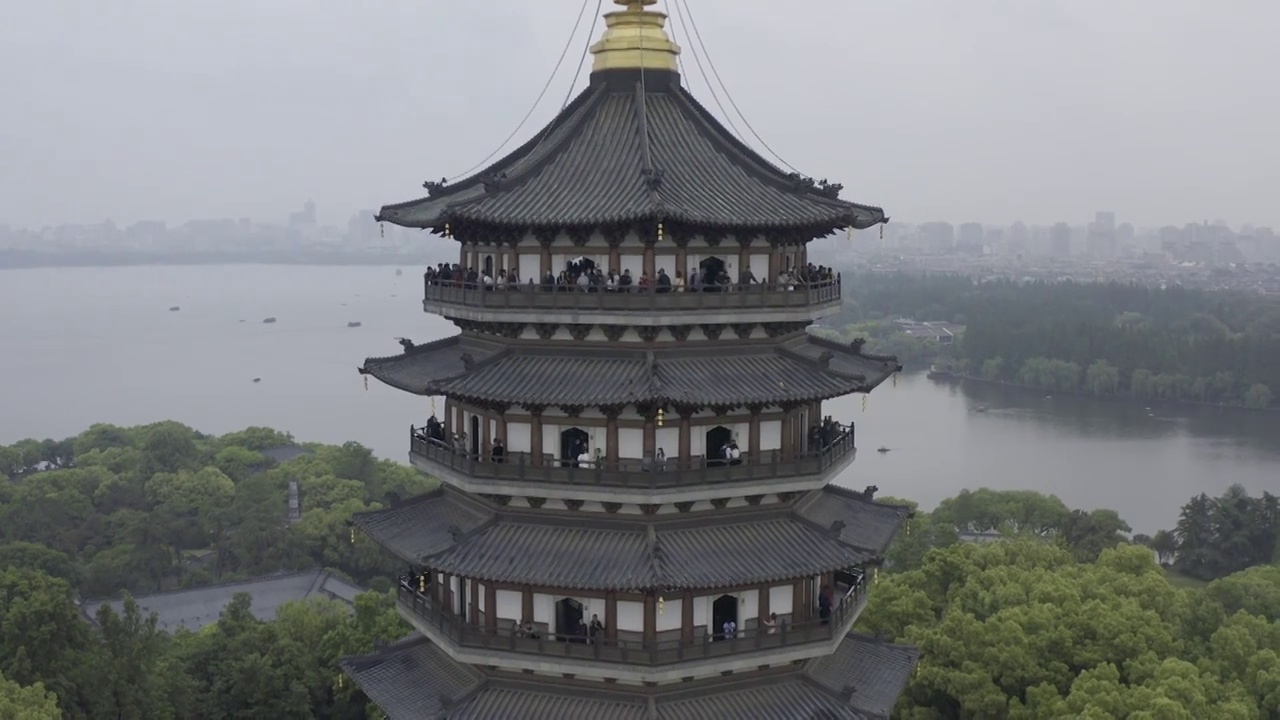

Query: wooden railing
[422,277,841,312]
[395,581,867,667]
[409,425,855,490]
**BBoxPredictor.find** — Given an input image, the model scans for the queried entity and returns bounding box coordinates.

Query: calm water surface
[2,265,1277,533]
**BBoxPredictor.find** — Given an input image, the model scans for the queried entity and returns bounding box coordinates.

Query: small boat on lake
[263,317,277,324]
[347,321,363,328]
[877,446,891,454]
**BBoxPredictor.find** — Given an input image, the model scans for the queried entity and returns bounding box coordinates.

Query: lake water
[2,265,1277,534]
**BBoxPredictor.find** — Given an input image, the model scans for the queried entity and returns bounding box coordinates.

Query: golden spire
[590,0,681,73]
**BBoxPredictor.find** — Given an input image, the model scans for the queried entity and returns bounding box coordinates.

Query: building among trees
[341,1,918,716]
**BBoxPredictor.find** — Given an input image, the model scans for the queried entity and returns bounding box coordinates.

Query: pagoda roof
[376,71,886,235]
[351,487,912,592]
[359,334,900,408]
[339,632,919,719]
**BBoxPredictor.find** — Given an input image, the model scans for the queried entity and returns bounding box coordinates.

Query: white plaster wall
[655,427,678,456]
[506,422,531,454]
[618,428,643,458]
[450,576,461,614]
[692,596,709,629]
[542,425,559,459]
[769,585,793,616]
[749,253,770,280]
[495,590,522,621]
[759,420,782,450]
[533,593,553,625]
[617,600,645,633]
[741,590,759,623]
[657,598,682,632]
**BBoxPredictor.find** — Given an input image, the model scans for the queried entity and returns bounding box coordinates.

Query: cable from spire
[558,0,605,110]
[444,0,596,183]
[667,0,746,145]
[676,0,802,174]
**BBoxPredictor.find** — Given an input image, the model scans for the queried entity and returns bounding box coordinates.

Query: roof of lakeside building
[80,569,364,632]
[339,632,920,719]
[351,487,911,591]
[375,70,886,235]
[359,334,901,408]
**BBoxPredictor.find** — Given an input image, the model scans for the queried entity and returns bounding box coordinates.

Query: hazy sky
[3,0,1278,229]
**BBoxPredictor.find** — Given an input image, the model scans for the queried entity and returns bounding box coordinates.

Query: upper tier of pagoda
[376,1,886,238]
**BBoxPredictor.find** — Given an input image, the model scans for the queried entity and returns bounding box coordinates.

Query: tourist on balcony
[725,441,742,465]
[577,446,594,469]
[453,432,468,457]
[618,269,634,291]
[638,273,653,291]
[655,448,667,471]
[673,270,685,292]
[721,618,737,640]
[588,614,604,644]
[491,438,505,463]
[737,267,758,289]
[541,270,556,291]
[762,612,779,635]
[818,585,833,625]
[481,270,494,290]
[655,268,672,292]
[576,270,591,291]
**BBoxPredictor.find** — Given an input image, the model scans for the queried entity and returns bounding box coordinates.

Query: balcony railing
[395,581,867,667]
[409,424,855,490]
[422,277,841,312]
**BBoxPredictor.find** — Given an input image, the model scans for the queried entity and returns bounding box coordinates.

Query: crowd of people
[422,259,837,293]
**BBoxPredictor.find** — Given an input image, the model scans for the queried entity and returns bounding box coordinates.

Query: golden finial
[590,0,680,73]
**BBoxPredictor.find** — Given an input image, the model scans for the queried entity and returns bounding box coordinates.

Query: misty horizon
[3,0,1278,229]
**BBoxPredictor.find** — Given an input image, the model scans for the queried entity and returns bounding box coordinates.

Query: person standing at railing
[762,612,779,635]
[655,268,672,293]
[818,585,834,625]
[673,270,685,292]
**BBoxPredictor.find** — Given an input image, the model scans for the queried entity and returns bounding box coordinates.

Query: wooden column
[507,243,519,276]
[758,585,770,623]
[798,243,808,268]
[539,240,553,277]
[485,583,497,632]
[522,587,534,623]
[495,410,508,447]
[605,592,618,641]
[443,399,453,435]
[606,413,619,466]
[675,240,688,281]
[792,579,805,622]
[748,408,762,463]
[443,573,454,614]
[608,243,622,272]
[481,409,492,458]
[768,243,780,278]
[643,593,657,648]
[643,241,656,279]
[530,408,543,466]
[781,408,795,459]
[737,238,751,279]
[643,414,656,458]
[678,413,692,469]
[458,242,467,267]
[469,578,479,625]
[681,590,695,644]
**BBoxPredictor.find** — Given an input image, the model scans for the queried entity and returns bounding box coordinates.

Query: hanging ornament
[419,574,427,593]
[873,567,879,584]
[656,407,665,427]
[444,222,452,238]
[363,376,369,392]
[879,224,884,240]
[431,396,437,415]
[657,221,664,242]
[862,395,868,413]
[893,373,898,388]
[905,519,911,536]
[846,226,853,241]
[349,527,356,544]
[658,595,666,615]
[380,222,384,238]
[338,674,345,689]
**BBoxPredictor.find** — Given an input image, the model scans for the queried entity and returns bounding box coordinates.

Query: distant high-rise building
[1050,222,1072,257]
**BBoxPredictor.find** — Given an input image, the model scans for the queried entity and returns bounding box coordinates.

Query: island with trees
[2,423,1277,717]
[817,272,1279,409]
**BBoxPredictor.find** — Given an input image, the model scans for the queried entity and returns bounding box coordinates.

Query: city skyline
[3,0,1279,228]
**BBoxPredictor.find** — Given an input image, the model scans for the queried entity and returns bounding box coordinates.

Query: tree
[1243,383,1273,409]
[95,596,164,719]
[0,671,60,720]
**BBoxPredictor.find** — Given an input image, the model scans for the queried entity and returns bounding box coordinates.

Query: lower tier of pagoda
[340,630,919,720]
[358,332,900,409]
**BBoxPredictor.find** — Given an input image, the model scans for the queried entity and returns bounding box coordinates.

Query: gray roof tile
[339,635,483,720]
[341,634,912,719]
[806,633,921,719]
[377,74,886,233]
[351,490,904,591]
[361,336,899,407]
[796,488,914,555]
[81,570,364,632]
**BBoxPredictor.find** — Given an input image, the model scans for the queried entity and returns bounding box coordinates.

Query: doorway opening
[455,578,467,619]
[567,256,597,278]
[555,597,585,642]
[712,594,738,640]
[483,254,495,278]
[698,256,727,291]
[560,427,589,468]
[469,415,480,458]
[705,425,732,467]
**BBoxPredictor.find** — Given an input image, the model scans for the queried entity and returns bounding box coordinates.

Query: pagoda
[341,2,919,717]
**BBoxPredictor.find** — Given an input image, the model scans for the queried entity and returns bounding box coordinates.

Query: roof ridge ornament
[423,178,449,197]
[481,171,508,193]
[590,0,680,74]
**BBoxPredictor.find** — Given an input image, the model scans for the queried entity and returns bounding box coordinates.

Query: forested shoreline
[821,272,1280,409]
[3,423,1279,717]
